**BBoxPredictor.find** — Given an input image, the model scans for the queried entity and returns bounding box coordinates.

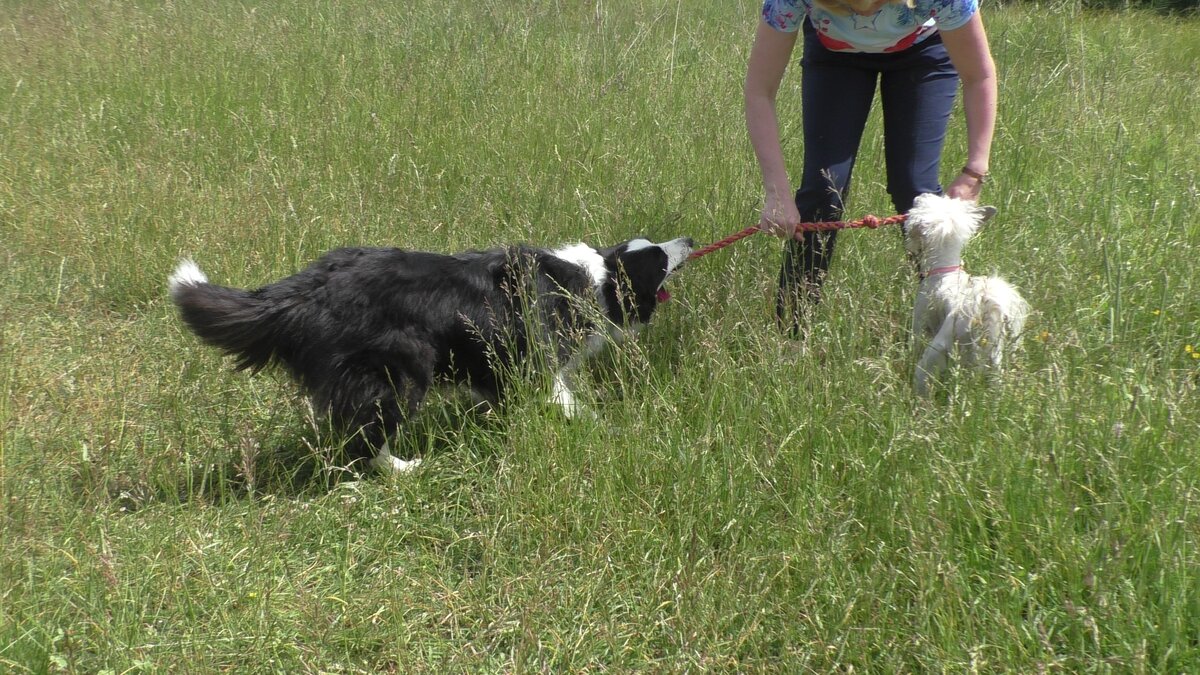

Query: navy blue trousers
[778,21,960,331]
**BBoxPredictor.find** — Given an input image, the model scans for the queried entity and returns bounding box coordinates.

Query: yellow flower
[1186,344,1194,354]
[1152,309,1161,316]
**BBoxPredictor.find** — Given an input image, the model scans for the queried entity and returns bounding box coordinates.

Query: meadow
[2,0,1199,671]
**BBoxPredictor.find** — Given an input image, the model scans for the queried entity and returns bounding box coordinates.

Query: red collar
[919,265,962,280]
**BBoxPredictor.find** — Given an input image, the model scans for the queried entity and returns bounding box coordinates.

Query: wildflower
[1152,309,1161,316]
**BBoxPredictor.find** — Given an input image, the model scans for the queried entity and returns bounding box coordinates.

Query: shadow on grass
[87,339,665,513]
[96,397,502,512]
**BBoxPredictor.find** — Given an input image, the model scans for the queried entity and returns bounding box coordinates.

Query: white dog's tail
[979,277,1030,367]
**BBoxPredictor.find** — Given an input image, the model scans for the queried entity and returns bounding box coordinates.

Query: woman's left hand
[946,171,984,202]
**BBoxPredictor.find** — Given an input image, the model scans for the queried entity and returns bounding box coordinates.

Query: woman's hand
[759,190,804,239]
[945,169,985,202]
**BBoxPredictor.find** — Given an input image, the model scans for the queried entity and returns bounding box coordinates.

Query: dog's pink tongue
[656,288,671,303]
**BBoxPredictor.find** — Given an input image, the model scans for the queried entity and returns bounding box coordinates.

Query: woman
[744,0,996,333]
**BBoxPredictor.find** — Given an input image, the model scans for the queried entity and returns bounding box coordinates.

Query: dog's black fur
[169,238,691,467]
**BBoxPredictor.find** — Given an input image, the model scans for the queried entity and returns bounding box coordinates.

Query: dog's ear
[979,205,998,223]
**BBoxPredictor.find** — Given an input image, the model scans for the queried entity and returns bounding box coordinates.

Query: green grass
[2,0,1199,671]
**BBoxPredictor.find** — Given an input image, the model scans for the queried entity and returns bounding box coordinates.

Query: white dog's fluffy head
[904,193,997,260]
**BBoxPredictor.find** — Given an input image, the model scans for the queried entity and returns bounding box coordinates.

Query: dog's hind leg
[369,441,422,474]
[914,317,956,397]
[320,362,429,473]
[348,391,425,475]
[980,279,1030,373]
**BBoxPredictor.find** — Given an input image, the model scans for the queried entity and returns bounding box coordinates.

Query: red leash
[688,213,908,261]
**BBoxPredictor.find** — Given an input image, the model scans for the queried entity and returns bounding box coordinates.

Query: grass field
[2,0,1199,671]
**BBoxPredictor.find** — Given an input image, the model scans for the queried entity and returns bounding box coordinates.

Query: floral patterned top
[762,0,978,53]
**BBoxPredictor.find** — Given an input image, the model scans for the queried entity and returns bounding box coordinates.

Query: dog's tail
[979,277,1030,366]
[168,259,282,372]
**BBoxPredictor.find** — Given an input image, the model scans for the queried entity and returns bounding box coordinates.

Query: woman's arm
[745,19,802,237]
[939,11,997,201]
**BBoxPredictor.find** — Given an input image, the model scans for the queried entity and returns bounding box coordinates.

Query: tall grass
[2,0,1198,671]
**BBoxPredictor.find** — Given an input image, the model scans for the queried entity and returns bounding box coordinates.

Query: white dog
[904,193,1030,396]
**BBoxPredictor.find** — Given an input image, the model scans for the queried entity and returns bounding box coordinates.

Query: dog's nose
[682,237,695,248]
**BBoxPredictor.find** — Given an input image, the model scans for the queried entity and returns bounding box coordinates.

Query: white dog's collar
[919,265,963,280]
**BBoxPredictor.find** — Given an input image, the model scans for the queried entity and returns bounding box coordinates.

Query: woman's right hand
[759,191,803,240]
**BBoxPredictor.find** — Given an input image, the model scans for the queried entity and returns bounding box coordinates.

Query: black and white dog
[168,236,693,473]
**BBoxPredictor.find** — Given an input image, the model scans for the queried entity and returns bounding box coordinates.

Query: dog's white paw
[550,385,595,420]
[558,399,597,420]
[369,443,422,475]
[550,370,594,420]
[913,373,932,398]
[371,454,422,474]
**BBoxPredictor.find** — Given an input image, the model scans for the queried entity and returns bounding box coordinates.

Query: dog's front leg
[912,295,926,343]
[549,334,607,419]
[550,366,589,419]
[911,288,937,342]
[914,318,956,397]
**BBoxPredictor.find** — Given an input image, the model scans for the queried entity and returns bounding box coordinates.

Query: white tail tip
[168,259,208,297]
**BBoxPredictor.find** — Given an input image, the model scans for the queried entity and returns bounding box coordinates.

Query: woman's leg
[778,26,879,333]
[879,36,960,215]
